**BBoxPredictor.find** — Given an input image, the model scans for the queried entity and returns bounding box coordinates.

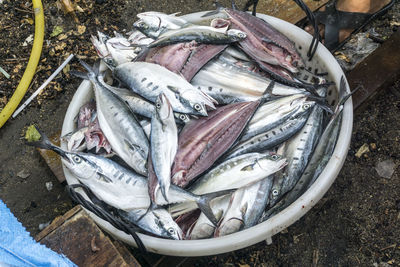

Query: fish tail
[160,182,170,203]
[196,189,234,226]
[69,70,89,80]
[25,126,65,156]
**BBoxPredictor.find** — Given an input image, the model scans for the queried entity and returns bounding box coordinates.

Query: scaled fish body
[170,152,287,217]
[148,94,178,202]
[118,208,184,240]
[76,61,149,175]
[171,100,260,188]
[113,62,216,116]
[215,176,273,237]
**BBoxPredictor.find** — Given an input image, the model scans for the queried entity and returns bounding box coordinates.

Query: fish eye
[168,228,175,234]
[73,155,81,163]
[303,103,311,109]
[238,32,246,38]
[180,114,187,120]
[272,189,279,196]
[271,154,279,160]
[156,102,161,109]
[194,104,202,111]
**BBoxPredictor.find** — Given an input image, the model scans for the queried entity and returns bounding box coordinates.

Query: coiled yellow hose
[0,0,44,128]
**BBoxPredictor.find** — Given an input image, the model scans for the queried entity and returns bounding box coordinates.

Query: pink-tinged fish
[171,100,260,188]
[85,118,112,154]
[224,8,303,73]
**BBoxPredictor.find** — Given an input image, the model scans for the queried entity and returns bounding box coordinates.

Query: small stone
[355,143,370,158]
[45,181,53,191]
[370,143,377,150]
[375,159,396,179]
[39,221,51,231]
[17,170,30,179]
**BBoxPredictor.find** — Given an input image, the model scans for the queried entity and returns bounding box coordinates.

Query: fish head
[91,32,109,59]
[152,209,184,240]
[300,101,316,113]
[61,152,106,182]
[133,18,162,38]
[214,217,243,237]
[187,221,215,240]
[174,113,191,124]
[155,93,173,122]
[257,152,288,172]
[226,29,247,42]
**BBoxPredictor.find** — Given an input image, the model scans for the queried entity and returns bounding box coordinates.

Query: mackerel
[225,101,314,159]
[215,176,273,236]
[113,62,217,116]
[28,132,231,226]
[170,152,287,217]
[148,93,178,202]
[73,61,149,175]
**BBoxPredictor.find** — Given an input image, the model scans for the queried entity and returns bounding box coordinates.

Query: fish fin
[196,189,234,226]
[159,182,169,203]
[69,71,89,80]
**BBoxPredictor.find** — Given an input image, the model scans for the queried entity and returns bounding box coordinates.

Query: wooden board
[255,0,329,24]
[36,206,141,267]
[347,30,400,111]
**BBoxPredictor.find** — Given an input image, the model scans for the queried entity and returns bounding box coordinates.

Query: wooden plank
[113,241,142,267]
[36,207,140,267]
[256,0,329,24]
[347,30,400,111]
[37,132,66,183]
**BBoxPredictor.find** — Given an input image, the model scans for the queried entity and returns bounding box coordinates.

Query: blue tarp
[0,200,77,267]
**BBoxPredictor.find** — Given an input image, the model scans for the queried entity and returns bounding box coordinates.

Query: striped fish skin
[171,100,260,188]
[78,64,149,175]
[149,93,178,202]
[215,175,273,237]
[169,152,287,217]
[226,101,315,159]
[114,62,216,116]
[187,195,231,240]
[118,208,184,240]
[270,105,324,206]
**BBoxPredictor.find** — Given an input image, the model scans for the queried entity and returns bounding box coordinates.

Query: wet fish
[148,93,178,202]
[170,152,287,217]
[215,176,273,236]
[225,101,315,159]
[28,132,231,226]
[119,207,184,240]
[97,75,190,124]
[113,62,217,116]
[186,195,231,239]
[134,11,189,38]
[171,100,261,188]
[148,26,246,48]
[73,60,149,175]
[268,104,324,205]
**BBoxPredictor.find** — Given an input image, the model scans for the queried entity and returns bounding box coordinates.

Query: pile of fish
[30,7,348,241]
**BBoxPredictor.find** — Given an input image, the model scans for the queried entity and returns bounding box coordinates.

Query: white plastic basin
[61,11,353,256]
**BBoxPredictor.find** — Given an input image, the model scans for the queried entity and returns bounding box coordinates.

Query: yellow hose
[0,0,44,128]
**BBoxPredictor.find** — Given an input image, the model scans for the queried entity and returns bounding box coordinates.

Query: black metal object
[66,184,147,253]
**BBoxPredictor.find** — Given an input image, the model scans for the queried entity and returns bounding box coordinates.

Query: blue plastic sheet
[0,200,77,267]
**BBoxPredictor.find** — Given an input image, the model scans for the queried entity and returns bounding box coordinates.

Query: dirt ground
[0,0,399,266]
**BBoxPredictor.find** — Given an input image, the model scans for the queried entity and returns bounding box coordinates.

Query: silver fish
[270,104,324,205]
[61,126,88,152]
[134,11,189,38]
[215,176,273,237]
[113,62,217,116]
[97,75,190,124]
[119,208,184,240]
[226,101,315,159]
[169,152,287,217]
[149,93,178,202]
[186,195,231,239]
[75,61,149,175]
[148,27,246,48]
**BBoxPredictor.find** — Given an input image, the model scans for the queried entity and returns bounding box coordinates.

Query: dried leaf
[61,0,75,13]
[25,125,41,142]
[62,64,70,74]
[390,21,400,27]
[76,4,84,12]
[77,25,86,35]
[57,33,68,40]
[50,25,64,37]
[355,143,370,158]
[55,42,67,51]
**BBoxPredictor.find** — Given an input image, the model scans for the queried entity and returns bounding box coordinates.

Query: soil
[0,0,399,266]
